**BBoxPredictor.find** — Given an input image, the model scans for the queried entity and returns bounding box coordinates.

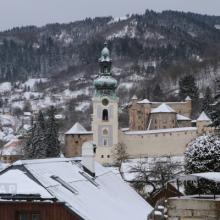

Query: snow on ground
[11,101,25,109]
[0,130,15,142]
[23,92,43,100]
[108,16,128,24]
[144,31,165,40]
[215,24,220,30]
[118,82,134,90]
[107,24,136,40]
[0,82,11,93]
[31,96,54,111]
[0,114,16,127]
[127,74,145,81]
[112,67,122,76]
[63,88,89,99]
[75,101,90,111]
[22,78,48,90]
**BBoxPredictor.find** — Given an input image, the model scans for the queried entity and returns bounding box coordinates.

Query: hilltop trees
[202,86,213,115]
[152,84,165,102]
[24,106,60,159]
[210,78,220,130]
[179,75,199,101]
[179,75,200,116]
[45,106,60,157]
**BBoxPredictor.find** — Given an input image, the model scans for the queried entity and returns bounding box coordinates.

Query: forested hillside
[0,10,220,128]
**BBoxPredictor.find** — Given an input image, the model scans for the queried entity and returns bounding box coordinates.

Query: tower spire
[99,42,112,75]
[94,42,117,98]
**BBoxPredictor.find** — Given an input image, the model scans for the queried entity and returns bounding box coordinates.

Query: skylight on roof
[51,175,78,195]
[79,171,99,188]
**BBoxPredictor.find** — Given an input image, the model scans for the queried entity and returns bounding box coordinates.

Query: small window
[103,129,108,135]
[17,213,28,220]
[75,141,79,144]
[102,109,108,121]
[32,214,41,220]
[17,212,41,220]
[101,155,104,158]
[107,155,110,158]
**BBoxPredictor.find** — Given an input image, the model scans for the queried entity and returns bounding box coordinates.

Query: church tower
[92,43,119,164]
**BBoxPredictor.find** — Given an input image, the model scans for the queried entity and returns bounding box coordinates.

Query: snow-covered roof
[151,103,176,114]
[177,114,191,121]
[65,122,92,135]
[4,137,22,148]
[0,82,11,93]
[125,127,197,135]
[185,96,192,101]
[0,169,53,198]
[23,112,32,116]
[2,158,152,220]
[138,99,150,104]
[131,95,138,100]
[176,172,220,183]
[197,111,211,122]
[1,136,23,156]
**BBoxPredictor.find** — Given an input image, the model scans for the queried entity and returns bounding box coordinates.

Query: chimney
[82,142,96,177]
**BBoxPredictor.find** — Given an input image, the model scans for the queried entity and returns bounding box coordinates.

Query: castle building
[64,122,92,157]
[64,44,214,164]
[129,96,192,131]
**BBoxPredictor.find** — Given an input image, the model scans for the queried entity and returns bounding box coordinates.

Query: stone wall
[64,134,93,157]
[168,196,220,220]
[120,128,198,157]
[149,112,177,130]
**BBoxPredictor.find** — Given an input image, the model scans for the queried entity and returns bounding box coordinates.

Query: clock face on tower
[102,98,109,106]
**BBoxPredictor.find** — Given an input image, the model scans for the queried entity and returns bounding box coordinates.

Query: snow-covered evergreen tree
[179,75,199,101]
[202,86,213,115]
[31,122,47,159]
[45,106,60,157]
[24,110,47,159]
[152,84,164,101]
[185,135,220,194]
[37,110,45,131]
[210,78,220,130]
[24,124,35,159]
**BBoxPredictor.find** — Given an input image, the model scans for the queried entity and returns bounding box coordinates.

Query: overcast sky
[0,0,220,31]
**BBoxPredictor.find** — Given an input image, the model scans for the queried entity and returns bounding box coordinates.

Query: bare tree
[128,156,182,199]
[129,159,156,197]
[112,142,129,178]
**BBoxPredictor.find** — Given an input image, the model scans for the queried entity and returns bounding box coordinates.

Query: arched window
[102,109,108,121]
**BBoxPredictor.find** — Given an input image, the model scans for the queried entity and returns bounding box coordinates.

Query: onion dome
[94,76,117,91]
[94,42,118,97]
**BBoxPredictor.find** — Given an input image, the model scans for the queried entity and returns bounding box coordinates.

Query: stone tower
[92,43,119,164]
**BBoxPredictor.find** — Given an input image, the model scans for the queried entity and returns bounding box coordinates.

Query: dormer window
[102,109,108,121]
